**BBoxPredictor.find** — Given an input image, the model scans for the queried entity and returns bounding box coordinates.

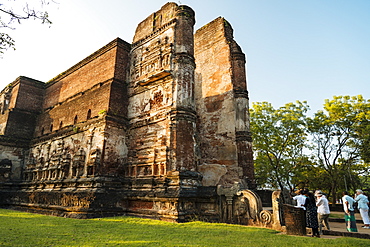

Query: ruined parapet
[194,17,254,188]
[0,77,44,140]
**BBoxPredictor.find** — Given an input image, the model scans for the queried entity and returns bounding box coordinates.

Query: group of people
[293,189,328,237]
[292,189,370,237]
[342,190,370,232]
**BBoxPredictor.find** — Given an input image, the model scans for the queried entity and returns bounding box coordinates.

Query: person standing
[304,190,320,237]
[315,191,330,234]
[293,189,306,210]
[354,189,370,229]
[342,191,358,232]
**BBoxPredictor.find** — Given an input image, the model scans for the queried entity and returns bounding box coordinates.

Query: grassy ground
[1,209,370,247]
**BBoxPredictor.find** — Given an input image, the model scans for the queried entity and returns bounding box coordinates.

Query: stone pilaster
[169,5,197,172]
[230,30,255,188]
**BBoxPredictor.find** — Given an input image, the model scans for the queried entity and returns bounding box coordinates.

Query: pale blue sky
[1,0,369,113]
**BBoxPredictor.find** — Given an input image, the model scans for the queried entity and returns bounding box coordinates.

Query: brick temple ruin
[0,2,271,225]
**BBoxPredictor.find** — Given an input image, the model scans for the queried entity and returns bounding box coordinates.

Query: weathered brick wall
[133,3,178,42]
[102,123,128,176]
[194,17,254,188]
[5,111,38,139]
[282,204,306,235]
[194,18,239,186]
[110,40,130,117]
[108,81,128,117]
[34,82,111,137]
[13,78,44,111]
[7,83,19,110]
[43,39,129,109]
[114,40,131,82]
[0,113,9,135]
[1,77,44,139]
[34,39,130,137]
[0,83,11,134]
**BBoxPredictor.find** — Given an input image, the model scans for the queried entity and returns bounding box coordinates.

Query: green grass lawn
[0,209,369,247]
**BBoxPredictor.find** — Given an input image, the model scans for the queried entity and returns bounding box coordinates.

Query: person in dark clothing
[303,190,320,237]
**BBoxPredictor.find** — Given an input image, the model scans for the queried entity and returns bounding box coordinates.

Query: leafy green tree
[307,95,370,203]
[0,0,53,55]
[250,101,310,192]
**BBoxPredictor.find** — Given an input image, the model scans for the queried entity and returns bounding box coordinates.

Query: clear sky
[1,0,369,114]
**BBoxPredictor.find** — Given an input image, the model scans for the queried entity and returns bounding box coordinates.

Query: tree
[250,101,310,192]
[307,95,370,203]
[0,0,53,55]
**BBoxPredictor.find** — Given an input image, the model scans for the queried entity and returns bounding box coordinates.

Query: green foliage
[250,101,310,191]
[98,109,107,115]
[307,95,370,202]
[1,209,370,246]
[250,95,370,203]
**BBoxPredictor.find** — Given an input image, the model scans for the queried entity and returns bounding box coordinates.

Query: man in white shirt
[293,189,306,210]
[354,189,370,229]
[315,191,330,234]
